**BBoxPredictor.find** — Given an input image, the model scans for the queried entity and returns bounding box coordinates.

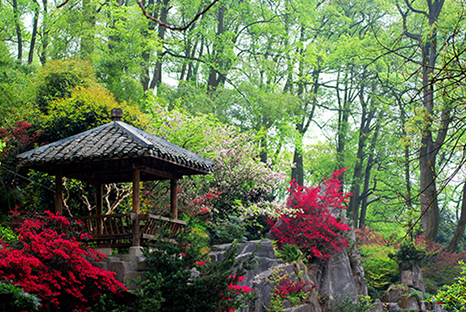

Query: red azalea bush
[275,279,315,300]
[0,210,126,311]
[269,168,352,260]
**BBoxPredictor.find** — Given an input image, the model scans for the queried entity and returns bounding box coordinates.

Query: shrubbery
[269,168,352,260]
[434,260,466,311]
[0,281,40,312]
[139,219,257,312]
[0,210,126,311]
[355,227,399,298]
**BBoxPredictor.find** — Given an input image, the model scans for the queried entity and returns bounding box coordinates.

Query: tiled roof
[17,121,215,175]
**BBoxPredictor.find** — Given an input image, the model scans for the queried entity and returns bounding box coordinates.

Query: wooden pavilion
[16,108,215,248]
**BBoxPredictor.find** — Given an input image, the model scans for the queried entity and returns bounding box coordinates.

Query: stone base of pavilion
[92,246,148,290]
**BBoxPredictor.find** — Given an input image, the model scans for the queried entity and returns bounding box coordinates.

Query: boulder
[382,284,409,303]
[401,294,420,311]
[400,265,425,294]
[348,231,368,296]
[432,301,448,312]
[251,263,295,312]
[371,299,384,312]
[388,302,401,312]
[283,304,314,312]
[320,248,358,302]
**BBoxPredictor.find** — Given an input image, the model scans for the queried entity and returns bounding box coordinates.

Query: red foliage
[0,121,42,157]
[0,210,126,311]
[275,279,316,299]
[355,226,395,246]
[269,168,352,260]
[189,188,222,215]
[415,236,466,279]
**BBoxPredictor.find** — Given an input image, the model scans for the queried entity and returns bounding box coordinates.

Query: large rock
[320,248,358,303]
[400,265,425,294]
[432,301,448,312]
[284,305,314,312]
[372,299,384,312]
[348,231,368,296]
[251,263,295,312]
[210,240,281,291]
[382,284,409,303]
[382,284,426,312]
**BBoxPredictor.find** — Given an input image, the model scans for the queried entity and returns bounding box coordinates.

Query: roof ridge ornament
[111,108,123,121]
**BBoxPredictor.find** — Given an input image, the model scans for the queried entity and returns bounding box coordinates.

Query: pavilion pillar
[170,179,178,219]
[96,184,103,235]
[54,172,63,214]
[132,166,141,246]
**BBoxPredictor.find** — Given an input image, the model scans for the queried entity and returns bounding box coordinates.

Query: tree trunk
[348,83,375,228]
[39,0,49,64]
[141,0,157,91]
[207,5,225,92]
[13,0,22,60]
[418,0,446,240]
[150,0,170,89]
[28,0,40,64]
[81,0,96,59]
[359,120,380,227]
[291,124,304,186]
[447,181,466,253]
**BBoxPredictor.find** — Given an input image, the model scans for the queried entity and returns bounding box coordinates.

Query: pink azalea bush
[146,104,287,221]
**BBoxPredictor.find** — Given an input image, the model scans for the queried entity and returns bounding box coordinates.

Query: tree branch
[137,0,221,31]
[403,0,429,19]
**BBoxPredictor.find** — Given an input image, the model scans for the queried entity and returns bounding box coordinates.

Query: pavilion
[16,108,215,248]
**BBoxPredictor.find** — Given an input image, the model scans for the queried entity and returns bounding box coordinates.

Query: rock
[108,261,130,283]
[400,265,425,294]
[251,263,295,312]
[283,304,314,312]
[388,302,401,312]
[402,294,420,311]
[211,239,281,311]
[348,231,368,296]
[382,284,409,303]
[371,299,384,312]
[320,248,358,303]
[432,301,448,312]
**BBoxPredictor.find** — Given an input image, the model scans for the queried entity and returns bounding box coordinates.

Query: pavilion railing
[71,213,187,248]
[139,213,187,242]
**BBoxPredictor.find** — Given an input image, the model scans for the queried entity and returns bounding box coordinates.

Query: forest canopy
[0,0,466,251]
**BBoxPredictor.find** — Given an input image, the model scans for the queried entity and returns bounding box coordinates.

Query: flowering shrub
[0,210,126,311]
[269,168,352,260]
[146,104,286,223]
[142,219,256,312]
[0,121,43,214]
[0,121,42,158]
[434,260,466,311]
[275,279,315,305]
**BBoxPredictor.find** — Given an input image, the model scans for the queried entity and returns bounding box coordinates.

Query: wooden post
[96,184,103,235]
[132,166,141,246]
[170,179,178,219]
[55,173,63,214]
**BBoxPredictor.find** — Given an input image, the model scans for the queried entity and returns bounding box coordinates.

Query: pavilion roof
[16,120,215,183]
